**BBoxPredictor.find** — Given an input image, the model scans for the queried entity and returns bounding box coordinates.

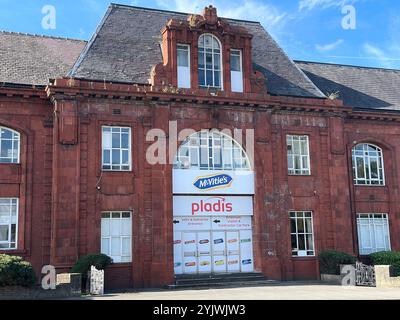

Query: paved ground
[81,282,400,300]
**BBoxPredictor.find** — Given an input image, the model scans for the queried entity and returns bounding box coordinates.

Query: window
[177,44,191,89]
[0,127,20,163]
[0,198,18,250]
[287,135,310,175]
[101,211,132,263]
[352,143,385,185]
[230,49,243,92]
[198,34,222,89]
[174,130,250,171]
[357,214,391,255]
[102,126,131,171]
[290,211,315,257]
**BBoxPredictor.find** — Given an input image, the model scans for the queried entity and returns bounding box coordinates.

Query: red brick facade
[1,6,400,289]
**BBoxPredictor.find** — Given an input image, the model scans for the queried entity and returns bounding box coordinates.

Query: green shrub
[0,254,36,287]
[71,253,112,280]
[369,251,400,277]
[318,250,357,275]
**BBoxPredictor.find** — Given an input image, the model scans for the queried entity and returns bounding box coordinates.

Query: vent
[112,109,121,115]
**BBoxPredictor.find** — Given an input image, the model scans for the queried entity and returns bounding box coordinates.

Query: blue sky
[0,0,399,69]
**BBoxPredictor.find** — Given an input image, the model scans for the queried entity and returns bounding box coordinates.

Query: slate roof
[69,4,325,98]
[0,31,86,86]
[296,60,400,111]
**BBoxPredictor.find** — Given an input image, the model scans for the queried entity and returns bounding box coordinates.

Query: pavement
[78,281,400,300]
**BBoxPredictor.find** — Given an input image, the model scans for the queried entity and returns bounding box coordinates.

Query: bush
[318,250,357,275]
[71,253,112,280]
[369,251,400,277]
[0,254,36,287]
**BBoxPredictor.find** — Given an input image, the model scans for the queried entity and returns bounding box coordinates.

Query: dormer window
[177,44,191,89]
[198,34,222,89]
[230,49,243,92]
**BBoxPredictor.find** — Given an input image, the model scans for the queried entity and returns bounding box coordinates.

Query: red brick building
[1,4,400,289]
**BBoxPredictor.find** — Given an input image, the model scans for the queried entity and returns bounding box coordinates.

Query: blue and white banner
[172,169,255,195]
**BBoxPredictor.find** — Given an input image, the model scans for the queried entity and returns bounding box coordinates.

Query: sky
[0,0,399,69]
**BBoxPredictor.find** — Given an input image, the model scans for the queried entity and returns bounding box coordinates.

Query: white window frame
[230,49,243,93]
[174,130,251,171]
[101,126,132,171]
[290,211,315,257]
[198,34,223,90]
[0,127,20,164]
[0,198,18,250]
[101,211,132,263]
[286,135,311,175]
[357,213,391,255]
[352,143,385,186]
[177,44,191,89]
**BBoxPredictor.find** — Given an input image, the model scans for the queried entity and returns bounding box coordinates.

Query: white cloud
[316,39,344,52]
[299,0,360,11]
[362,43,400,68]
[155,0,287,30]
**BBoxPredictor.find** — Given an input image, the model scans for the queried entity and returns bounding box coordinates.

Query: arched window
[174,130,251,171]
[198,34,222,89]
[0,127,20,163]
[352,143,385,185]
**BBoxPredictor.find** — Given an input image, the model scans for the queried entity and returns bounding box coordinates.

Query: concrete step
[166,273,274,290]
[166,279,278,290]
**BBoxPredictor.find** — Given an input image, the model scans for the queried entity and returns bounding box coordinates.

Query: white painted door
[212,231,227,273]
[226,231,240,272]
[183,232,197,274]
[197,232,212,273]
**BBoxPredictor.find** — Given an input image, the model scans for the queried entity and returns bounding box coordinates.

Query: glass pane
[112,212,120,218]
[214,71,221,87]
[297,219,305,233]
[206,70,213,86]
[101,219,110,237]
[121,133,129,149]
[103,130,111,149]
[112,133,120,148]
[230,54,240,72]
[214,54,220,69]
[1,129,12,139]
[103,150,110,164]
[112,150,120,165]
[1,140,12,157]
[10,224,16,242]
[290,219,296,233]
[291,235,297,250]
[121,219,131,236]
[101,212,110,219]
[298,234,306,250]
[122,150,129,165]
[111,238,121,256]
[198,69,205,86]
[0,225,9,241]
[206,53,212,69]
[111,219,120,236]
[122,238,131,255]
[306,234,314,251]
[178,48,189,67]
[305,218,313,233]
[101,238,110,255]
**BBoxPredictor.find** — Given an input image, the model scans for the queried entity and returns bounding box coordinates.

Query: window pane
[111,238,121,256]
[112,150,120,165]
[298,234,306,250]
[121,133,129,149]
[230,53,241,72]
[0,225,8,241]
[112,133,120,148]
[101,238,110,255]
[177,47,189,67]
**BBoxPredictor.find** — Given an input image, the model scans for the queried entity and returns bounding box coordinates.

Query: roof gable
[69,4,325,98]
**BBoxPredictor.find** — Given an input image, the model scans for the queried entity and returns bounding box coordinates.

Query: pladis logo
[191,196,233,215]
[193,173,233,191]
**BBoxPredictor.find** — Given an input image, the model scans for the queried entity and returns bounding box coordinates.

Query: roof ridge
[109,3,261,25]
[0,30,86,42]
[294,60,400,72]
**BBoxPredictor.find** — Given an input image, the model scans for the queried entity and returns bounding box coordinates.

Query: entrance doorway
[174,228,254,275]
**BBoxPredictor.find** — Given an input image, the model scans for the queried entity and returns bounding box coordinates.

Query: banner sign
[173,196,253,216]
[173,169,254,195]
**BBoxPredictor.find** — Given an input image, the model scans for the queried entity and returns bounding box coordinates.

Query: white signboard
[173,217,211,231]
[173,196,253,217]
[211,216,252,231]
[173,169,254,195]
